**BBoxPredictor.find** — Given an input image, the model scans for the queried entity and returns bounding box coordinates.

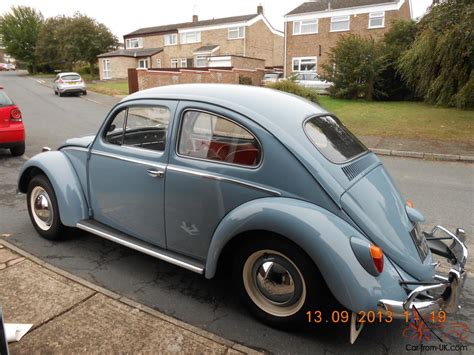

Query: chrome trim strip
[167,165,281,196]
[77,222,204,274]
[60,146,89,153]
[90,149,167,170]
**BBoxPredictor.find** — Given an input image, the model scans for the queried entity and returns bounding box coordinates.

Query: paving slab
[0,259,94,325]
[0,247,20,264]
[8,293,232,354]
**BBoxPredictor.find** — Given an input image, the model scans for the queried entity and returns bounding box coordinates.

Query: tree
[0,6,44,72]
[374,19,417,101]
[398,0,473,108]
[322,34,386,100]
[36,12,118,72]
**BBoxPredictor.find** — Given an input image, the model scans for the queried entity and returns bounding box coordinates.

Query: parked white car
[293,73,333,94]
[53,72,87,97]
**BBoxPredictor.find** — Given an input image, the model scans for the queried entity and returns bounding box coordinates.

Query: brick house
[284,0,412,77]
[98,6,283,80]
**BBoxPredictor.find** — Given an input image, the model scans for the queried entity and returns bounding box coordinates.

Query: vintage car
[18,84,467,342]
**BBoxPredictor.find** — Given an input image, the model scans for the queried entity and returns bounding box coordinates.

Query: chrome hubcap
[243,250,306,317]
[30,186,53,231]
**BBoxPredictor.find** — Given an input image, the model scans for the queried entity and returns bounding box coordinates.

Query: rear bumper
[58,85,86,93]
[378,225,468,318]
[0,125,25,146]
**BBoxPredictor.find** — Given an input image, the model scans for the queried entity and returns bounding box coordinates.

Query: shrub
[398,0,473,109]
[374,19,417,101]
[267,80,319,104]
[321,34,386,100]
[239,75,252,85]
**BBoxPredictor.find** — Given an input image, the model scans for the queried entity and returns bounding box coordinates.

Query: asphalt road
[0,71,473,354]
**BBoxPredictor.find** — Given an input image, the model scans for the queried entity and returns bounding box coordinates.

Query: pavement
[0,239,257,354]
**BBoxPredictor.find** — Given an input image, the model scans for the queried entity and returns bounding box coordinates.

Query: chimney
[193,14,198,22]
[257,5,263,14]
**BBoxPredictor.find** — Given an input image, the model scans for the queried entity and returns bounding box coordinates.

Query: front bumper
[378,225,468,319]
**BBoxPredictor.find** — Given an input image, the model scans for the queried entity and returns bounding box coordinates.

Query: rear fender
[18,151,88,227]
[205,197,408,312]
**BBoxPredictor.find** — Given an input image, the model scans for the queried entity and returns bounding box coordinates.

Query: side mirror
[108,124,116,132]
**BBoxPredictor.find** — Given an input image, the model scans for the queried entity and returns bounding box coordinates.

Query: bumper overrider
[378,225,468,319]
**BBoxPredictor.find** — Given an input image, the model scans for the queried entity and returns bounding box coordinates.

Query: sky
[0,0,433,40]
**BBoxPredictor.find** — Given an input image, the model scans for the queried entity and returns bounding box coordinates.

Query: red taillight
[58,78,64,84]
[10,108,22,122]
[370,244,384,273]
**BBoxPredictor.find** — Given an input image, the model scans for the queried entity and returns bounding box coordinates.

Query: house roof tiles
[286,0,400,16]
[125,14,258,37]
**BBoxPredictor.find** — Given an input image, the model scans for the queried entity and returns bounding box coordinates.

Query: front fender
[18,151,88,227]
[205,197,408,312]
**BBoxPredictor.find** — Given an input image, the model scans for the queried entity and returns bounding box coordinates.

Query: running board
[76,220,205,274]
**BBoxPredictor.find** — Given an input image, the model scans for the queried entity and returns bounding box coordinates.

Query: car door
[165,102,273,260]
[88,99,177,248]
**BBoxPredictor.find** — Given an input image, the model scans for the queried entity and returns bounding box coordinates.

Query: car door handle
[147,169,165,178]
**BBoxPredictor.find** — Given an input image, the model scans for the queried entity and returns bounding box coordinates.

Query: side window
[178,110,261,167]
[104,106,170,152]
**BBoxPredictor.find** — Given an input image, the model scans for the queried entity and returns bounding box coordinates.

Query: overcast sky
[0,0,432,39]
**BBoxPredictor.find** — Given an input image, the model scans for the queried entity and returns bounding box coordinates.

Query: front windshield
[304,115,367,163]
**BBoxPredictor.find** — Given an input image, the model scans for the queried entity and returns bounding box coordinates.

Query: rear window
[304,115,367,163]
[0,91,13,106]
[61,75,81,81]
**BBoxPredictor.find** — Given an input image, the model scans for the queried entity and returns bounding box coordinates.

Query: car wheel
[83,90,87,96]
[59,92,64,97]
[233,235,331,328]
[10,143,25,157]
[27,174,66,240]
[54,90,58,95]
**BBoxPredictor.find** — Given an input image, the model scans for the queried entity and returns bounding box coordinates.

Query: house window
[228,26,245,39]
[126,38,143,49]
[171,58,179,68]
[292,57,317,72]
[293,19,318,35]
[164,33,178,46]
[180,58,187,68]
[180,31,201,44]
[102,59,111,79]
[330,16,350,32]
[156,59,161,68]
[138,59,149,68]
[368,12,385,29]
[195,55,208,67]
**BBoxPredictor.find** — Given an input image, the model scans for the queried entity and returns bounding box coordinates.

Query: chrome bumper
[378,225,468,319]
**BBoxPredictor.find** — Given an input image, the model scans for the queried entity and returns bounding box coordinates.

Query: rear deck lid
[341,165,434,280]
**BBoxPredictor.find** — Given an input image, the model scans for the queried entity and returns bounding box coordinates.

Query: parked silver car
[53,72,87,97]
[293,73,333,94]
[261,72,284,86]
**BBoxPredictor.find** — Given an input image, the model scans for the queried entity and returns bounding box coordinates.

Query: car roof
[59,72,81,76]
[123,84,327,139]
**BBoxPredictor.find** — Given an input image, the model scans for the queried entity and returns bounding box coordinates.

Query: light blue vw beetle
[18,84,467,342]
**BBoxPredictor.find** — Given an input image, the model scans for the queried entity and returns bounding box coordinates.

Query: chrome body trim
[60,146,89,153]
[90,149,167,170]
[378,225,468,318]
[167,165,281,196]
[77,221,204,274]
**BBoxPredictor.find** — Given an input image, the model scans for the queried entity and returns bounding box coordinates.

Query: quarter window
[178,110,261,167]
[369,12,385,29]
[293,19,318,35]
[330,16,350,32]
[105,106,171,152]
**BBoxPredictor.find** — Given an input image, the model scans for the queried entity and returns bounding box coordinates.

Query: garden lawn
[86,80,128,96]
[318,96,474,143]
